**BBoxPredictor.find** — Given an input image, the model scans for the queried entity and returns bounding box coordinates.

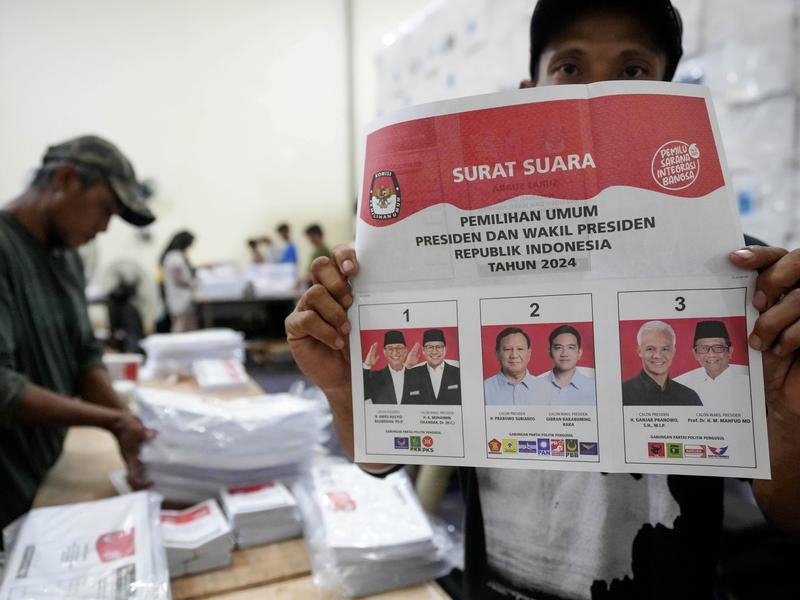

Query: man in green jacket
[0,135,156,538]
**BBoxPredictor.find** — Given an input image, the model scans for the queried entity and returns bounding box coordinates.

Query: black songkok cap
[383,330,406,346]
[693,320,730,343]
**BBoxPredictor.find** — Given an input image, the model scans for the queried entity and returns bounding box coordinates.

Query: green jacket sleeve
[0,271,28,425]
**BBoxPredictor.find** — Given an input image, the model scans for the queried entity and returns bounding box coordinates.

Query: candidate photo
[674,320,750,411]
[538,325,596,406]
[403,328,462,405]
[361,329,413,405]
[621,320,703,407]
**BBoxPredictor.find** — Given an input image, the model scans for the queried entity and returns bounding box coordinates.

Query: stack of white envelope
[160,500,234,578]
[194,264,249,300]
[136,387,327,503]
[0,492,169,600]
[294,462,455,598]
[139,329,245,380]
[193,358,251,392]
[245,263,297,297]
[220,481,303,548]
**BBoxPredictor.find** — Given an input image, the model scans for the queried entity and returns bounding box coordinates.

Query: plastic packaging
[139,329,245,380]
[293,462,455,598]
[0,492,169,600]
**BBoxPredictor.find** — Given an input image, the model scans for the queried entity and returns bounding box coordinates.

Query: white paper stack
[0,492,169,600]
[160,500,234,578]
[140,329,245,380]
[193,358,250,392]
[137,387,327,503]
[194,264,248,300]
[220,482,302,548]
[294,462,454,597]
[245,263,297,298]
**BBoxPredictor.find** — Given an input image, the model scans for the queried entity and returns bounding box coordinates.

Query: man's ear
[49,164,81,195]
[519,79,535,89]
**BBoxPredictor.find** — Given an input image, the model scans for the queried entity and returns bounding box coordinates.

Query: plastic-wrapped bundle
[139,329,245,380]
[136,388,329,503]
[220,482,303,548]
[0,492,169,600]
[294,462,455,598]
[160,500,234,578]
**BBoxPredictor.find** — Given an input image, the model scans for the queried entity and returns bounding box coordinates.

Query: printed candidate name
[452,153,596,183]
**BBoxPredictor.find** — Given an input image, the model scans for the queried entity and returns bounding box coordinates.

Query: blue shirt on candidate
[539,369,597,406]
[484,371,549,406]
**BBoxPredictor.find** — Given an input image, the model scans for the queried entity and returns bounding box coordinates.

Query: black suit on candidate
[363,366,407,404]
[402,362,461,405]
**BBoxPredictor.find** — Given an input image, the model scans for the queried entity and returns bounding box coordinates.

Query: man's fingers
[730,246,800,310]
[331,244,358,278]
[286,307,347,350]
[750,289,800,354]
[310,256,353,308]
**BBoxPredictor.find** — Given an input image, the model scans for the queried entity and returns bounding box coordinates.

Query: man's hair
[637,320,676,346]
[548,324,582,348]
[305,224,323,237]
[30,162,105,191]
[495,327,531,352]
[276,223,289,235]
[529,0,683,83]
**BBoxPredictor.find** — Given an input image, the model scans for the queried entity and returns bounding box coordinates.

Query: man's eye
[622,65,646,79]
[556,63,579,76]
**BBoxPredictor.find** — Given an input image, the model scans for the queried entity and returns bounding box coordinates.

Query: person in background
[159,230,196,332]
[302,223,331,285]
[0,135,156,541]
[247,222,298,266]
[286,1,800,598]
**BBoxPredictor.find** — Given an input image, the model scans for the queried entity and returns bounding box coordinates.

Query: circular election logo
[651,140,701,191]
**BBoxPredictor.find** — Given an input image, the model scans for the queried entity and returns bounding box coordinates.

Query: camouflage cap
[42,135,155,227]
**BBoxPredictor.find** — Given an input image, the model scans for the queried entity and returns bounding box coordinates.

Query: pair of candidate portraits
[362,319,747,408]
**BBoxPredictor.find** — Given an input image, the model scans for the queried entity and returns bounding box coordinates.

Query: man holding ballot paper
[287,1,800,598]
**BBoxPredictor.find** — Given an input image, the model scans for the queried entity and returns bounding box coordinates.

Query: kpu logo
[369,170,401,220]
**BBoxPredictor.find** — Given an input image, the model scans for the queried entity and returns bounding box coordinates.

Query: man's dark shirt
[621,371,703,406]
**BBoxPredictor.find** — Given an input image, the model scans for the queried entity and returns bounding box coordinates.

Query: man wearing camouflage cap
[0,135,156,540]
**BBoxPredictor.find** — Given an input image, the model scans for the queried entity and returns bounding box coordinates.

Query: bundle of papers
[137,387,326,503]
[245,263,297,297]
[0,492,169,600]
[192,358,250,392]
[194,264,248,300]
[140,329,245,380]
[220,482,302,548]
[294,462,454,597]
[160,500,234,578]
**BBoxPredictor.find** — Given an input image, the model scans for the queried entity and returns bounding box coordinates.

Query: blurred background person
[158,230,196,332]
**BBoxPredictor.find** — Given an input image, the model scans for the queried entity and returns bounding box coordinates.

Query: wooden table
[33,383,449,599]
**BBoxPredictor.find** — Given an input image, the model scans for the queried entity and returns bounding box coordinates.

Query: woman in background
[158,230,196,332]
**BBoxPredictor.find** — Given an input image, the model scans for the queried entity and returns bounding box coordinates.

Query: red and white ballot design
[350,81,769,478]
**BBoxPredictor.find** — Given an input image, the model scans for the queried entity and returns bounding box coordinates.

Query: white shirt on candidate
[539,369,597,406]
[484,371,548,406]
[427,362,444,398]
[390,366,405,404]
[674,364,750,412]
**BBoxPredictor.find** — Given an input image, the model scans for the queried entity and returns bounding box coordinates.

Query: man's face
[549,333,582,373]
[422,339,446,368]
[693,337,732,379]
[50,174,118,249]
[531,12,668,86]
[637,329,675,379]
[497,332,531,379]
[383,343,407,371]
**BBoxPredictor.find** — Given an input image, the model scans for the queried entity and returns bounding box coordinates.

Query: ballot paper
[350,81,770,478]
[139,329,245,380]
[0,492,169,600]
[220,482,302,548]
[160,500,233,578]
[293,463,454,597]
[193,358,250,392]
[136,387,324,502]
